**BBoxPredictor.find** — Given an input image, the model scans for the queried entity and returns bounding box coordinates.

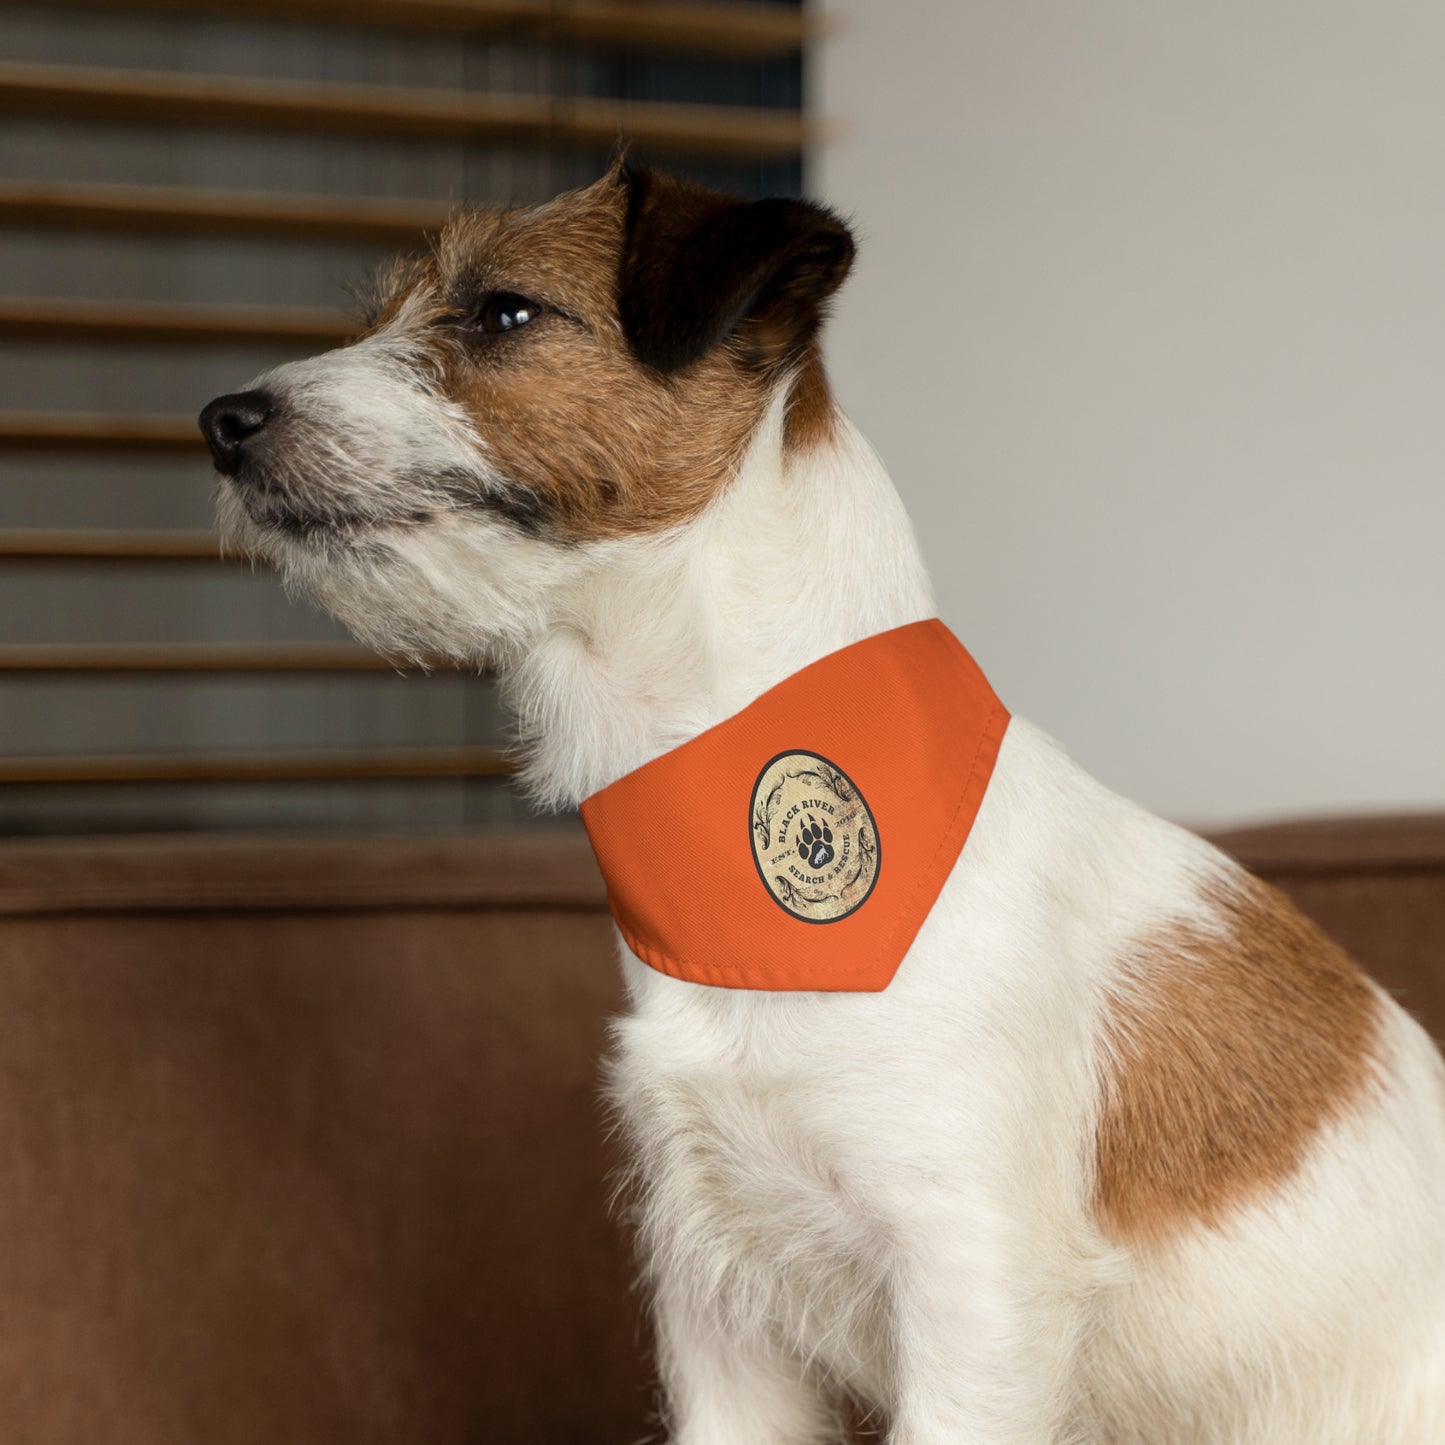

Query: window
[0,0,809,834]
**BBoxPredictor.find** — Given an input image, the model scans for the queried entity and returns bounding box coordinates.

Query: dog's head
[199,165,854,663]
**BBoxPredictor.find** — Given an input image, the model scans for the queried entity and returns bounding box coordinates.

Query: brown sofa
[0,817,1441,1443]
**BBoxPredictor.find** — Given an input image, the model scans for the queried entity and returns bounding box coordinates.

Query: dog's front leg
[653,1274,842,1445]
[884,1201,1089,1445]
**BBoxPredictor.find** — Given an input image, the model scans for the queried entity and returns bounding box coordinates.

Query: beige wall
[815,1,1445,827]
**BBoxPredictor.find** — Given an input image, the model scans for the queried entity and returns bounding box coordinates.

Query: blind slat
[30,0,811,58]
[0,530,225,561]
[0,413,203,451]
[0,297,351,348]
[0,180,447,244]
[0,62,813,161]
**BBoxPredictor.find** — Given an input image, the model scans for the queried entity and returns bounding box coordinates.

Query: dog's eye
[473,292,542,335]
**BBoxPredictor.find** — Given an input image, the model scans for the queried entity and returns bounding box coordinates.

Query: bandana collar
[579,619,1009,992]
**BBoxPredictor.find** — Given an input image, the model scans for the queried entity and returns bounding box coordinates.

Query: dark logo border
[748,748,883,925]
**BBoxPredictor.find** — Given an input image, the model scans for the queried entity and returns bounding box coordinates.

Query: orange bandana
[579,620,1010,992]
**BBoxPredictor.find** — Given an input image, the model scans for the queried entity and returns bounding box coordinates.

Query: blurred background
[819,0,1445,827]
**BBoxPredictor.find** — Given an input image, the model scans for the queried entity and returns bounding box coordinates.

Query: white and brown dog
[201,165,1445,1444]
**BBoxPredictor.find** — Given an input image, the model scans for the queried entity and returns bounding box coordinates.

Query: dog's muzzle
[199,390,274,476]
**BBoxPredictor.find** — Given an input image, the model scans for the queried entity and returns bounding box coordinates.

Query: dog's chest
[611,997,892,1390]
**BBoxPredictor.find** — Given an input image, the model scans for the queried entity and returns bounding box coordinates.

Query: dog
[200,163,1445,1443]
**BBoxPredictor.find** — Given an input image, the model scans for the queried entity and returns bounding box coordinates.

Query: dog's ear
[617,166,855,376]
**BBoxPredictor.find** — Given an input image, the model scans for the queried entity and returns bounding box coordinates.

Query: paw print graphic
[797,814,835,870]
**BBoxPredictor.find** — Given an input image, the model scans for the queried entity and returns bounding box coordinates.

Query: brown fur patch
[782,341,839,452]
[364,175,788,542]
[1093,872,1382,1247]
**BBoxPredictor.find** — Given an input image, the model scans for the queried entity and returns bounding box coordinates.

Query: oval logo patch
[749,751,881,922]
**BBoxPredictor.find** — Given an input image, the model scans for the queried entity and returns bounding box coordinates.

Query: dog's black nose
[199,390,273,475]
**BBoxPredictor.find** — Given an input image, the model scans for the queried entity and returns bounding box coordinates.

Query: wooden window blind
[0,0,810,835]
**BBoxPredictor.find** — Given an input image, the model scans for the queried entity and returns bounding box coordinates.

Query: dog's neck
[506,393,937,809]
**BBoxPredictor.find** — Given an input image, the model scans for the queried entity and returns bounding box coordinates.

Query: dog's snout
[199,390,273,475]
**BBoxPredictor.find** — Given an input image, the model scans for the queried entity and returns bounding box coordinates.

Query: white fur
[221,348,1445,1443]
